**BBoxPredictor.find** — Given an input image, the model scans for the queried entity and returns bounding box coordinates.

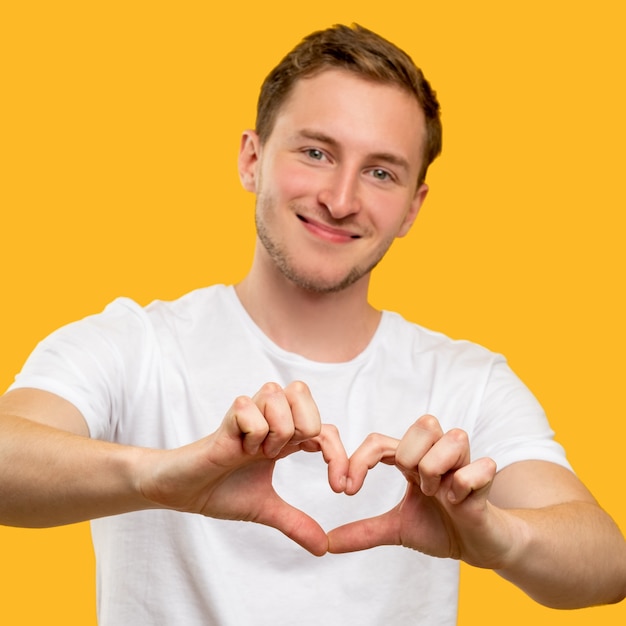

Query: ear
[397,183,429,238]
[238,130,262,193]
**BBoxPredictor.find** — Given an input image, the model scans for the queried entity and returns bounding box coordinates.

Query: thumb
[256,492,329,557]
[327,511,399,554]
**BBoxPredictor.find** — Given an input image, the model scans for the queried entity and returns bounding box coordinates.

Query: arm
[0,382,349,555]
[489,460,626,608]
[327,414,626,607]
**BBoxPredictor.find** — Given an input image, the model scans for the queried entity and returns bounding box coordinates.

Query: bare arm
[0,388,143,526]
[489,460,626,608]
[0,383,349,555]
[328,415,626,608]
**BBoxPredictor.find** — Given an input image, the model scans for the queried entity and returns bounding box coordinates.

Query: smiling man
[1,23,625,626]
[241,69,427,297]
[236,68,429,361]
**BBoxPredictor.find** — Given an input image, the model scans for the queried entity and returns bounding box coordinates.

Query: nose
[317,167,361,219]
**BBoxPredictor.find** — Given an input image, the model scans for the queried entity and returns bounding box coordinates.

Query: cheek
[368,192,414,234]
[264,157,320,201]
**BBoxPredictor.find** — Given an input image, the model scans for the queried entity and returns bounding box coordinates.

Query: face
[239,69,429,294]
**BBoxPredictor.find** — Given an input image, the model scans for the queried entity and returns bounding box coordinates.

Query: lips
[297,214,361,243]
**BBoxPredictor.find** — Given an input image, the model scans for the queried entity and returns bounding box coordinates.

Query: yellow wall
[1,2,624,623]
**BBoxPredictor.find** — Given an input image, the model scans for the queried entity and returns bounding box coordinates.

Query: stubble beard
[255,193,393,295]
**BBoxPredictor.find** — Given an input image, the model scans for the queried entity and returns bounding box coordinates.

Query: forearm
[496,501,626,608]
[0,414,155,527]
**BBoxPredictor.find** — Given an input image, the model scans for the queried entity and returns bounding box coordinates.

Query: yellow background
[1,1,624,624]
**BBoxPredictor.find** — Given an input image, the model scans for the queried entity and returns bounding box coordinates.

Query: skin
[236,70,428,361]
[1,68,625,609]
[238,69,626,606]
[0,383,348,557]
[243,77,428,295]
[327,416,625,607]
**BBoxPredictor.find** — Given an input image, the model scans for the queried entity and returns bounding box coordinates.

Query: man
[0,23,624,625]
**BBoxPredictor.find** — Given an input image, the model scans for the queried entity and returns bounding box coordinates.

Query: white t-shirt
[10,285,571,625]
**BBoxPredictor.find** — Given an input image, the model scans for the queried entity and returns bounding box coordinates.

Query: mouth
[296,214,361,242]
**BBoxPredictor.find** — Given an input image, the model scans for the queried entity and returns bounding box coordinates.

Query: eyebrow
[294,128,411,174]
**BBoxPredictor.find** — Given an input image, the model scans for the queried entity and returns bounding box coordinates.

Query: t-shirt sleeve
[469,356,572,472]
[8,298,154,441]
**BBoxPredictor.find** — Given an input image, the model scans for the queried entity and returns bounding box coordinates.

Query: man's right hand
[0,382,348,556]
[136,381,349,555]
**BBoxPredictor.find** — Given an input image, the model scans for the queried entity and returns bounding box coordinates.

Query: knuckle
[320,423,339,437]
[232,395,253,412]
[447,428,469,446]
[259,381,284,396]
[295,427,320,443]
[363,432,386,450]
[416,414,440,430]
[309,422,332,442]
[479,456,497,475]
[287,380,311,396]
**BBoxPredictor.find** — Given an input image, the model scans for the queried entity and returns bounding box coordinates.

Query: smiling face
[239,69,430,294]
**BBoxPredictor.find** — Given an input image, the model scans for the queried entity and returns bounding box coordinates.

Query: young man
[0,24,624,625]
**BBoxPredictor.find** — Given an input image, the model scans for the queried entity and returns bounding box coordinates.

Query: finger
[251,382,296,458]
[308,424,349,493]
[223,394,269,456]
[256,492,329,556]
[345,433,399,495]
[283,380,322,443]
[412,428,471,497]
[327,510,399,553]
[281,424,349,493]
[447,457,497,505]
[394,414,444,477]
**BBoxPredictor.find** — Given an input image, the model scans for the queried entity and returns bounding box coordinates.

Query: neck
[235,250,381,363]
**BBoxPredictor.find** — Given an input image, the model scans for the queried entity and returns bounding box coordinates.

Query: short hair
[256,23,442,186]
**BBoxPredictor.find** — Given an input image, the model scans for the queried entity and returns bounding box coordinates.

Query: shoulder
[143,284,232,327]
[16,285,230,368]
[379,310,502,369]
[72,285,232,340]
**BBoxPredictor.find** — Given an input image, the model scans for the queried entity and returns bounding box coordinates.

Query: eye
[370,168,392,181]
[305,148,325,161]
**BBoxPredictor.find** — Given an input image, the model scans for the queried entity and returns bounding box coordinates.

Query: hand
[327,414,518,568]
[137,381,348,556]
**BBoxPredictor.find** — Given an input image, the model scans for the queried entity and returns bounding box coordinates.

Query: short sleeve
[8,298,155,441]
[470,356,572,472]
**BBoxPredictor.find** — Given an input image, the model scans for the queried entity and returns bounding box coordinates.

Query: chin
[281,262,372,295]
[256,217,379,294]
